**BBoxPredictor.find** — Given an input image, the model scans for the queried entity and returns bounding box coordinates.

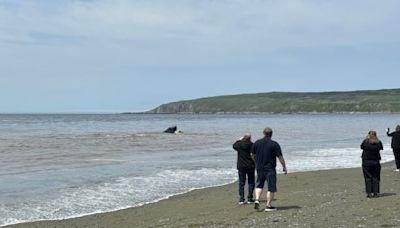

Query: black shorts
[256,169,277,192]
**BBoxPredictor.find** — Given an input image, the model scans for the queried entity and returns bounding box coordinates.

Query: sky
[1,0,400,113]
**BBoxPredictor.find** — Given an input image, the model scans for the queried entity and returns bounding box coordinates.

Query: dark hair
[367,131,380,144]
[263,127,273,138]
[396,125,400,132]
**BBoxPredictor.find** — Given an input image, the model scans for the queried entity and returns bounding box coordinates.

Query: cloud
[0,0,208,43]
[1,0,400,48]
[1,0,400,112]
[0,0,399,80]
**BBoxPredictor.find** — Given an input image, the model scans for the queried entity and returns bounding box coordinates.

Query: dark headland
[144,88,400,114]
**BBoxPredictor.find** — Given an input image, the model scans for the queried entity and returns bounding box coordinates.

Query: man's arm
[278,156,287,175]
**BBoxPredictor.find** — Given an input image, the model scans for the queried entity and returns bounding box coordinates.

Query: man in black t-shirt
[251,127,287,212]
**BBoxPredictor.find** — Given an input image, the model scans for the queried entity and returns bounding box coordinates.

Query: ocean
[0,113,398,226]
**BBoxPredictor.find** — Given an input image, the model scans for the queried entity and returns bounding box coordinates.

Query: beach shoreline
[6,161,400,228]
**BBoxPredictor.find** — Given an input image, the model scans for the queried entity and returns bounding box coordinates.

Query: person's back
[387,125,400,171]
[233,134,255,204]
[252,138,281,170]
[361,139,383,161]
[361,131,383,198]
[387,126,400,150]
[250,127,287,212]
[233,139,255,170]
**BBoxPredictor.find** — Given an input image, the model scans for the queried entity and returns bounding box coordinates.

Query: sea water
[0,113,398,226]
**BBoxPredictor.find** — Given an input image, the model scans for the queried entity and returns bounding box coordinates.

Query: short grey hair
[263,127,273,137]
[241,133,251,141]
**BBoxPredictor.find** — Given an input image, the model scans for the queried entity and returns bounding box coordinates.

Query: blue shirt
[251,138,282,171]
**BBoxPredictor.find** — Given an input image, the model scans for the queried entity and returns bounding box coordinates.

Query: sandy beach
[6,162,400,228]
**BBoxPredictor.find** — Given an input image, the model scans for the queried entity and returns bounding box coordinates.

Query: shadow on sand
[255,205,301,212]
[277,205,302,211]
[378,193,396,198]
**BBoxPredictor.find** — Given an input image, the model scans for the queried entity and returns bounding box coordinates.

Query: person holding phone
[233,133,255,205]
[387,125,400,172]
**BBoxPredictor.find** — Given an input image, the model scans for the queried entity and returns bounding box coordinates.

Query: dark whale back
[164,126,177,133]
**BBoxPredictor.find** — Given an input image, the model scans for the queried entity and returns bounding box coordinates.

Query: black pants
[362,160,381,194]
[393,149,400,169]
[238,168,255,202]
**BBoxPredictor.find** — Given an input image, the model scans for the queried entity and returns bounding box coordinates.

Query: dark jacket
[387,131,400,150]
[361,139,383,160]
[233,140,255,169]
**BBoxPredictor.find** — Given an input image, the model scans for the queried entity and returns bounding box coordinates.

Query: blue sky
[1,0,400,113]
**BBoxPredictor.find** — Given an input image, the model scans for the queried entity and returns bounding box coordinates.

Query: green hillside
[148,89,400,113]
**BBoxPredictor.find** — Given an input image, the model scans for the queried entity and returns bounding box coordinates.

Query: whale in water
[163,126,182,134]
[164,126,177,133]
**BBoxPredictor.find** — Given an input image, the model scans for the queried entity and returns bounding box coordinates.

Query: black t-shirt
[361,139,383,160]
[251,138,282,171]
[233,140,255,169]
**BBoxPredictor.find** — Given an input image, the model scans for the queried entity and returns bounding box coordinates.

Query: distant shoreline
[121,111,400,115]
[0,112,399,116]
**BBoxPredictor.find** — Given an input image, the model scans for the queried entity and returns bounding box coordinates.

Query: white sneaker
[395,169,400,172]
[238,201,245,205]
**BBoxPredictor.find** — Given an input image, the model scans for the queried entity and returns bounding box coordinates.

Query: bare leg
[253,188,263,209]
[255,188,263,201]
[267,191,274,206]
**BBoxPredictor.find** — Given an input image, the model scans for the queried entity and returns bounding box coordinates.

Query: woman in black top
[386,125,400,171]
[361,131,383,198]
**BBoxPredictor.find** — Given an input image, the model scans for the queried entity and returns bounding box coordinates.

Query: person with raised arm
[386,125,400,172]
[233,133,255,205]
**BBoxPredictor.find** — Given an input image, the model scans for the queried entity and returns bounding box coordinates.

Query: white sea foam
[286,144,393,172]
[0,168,237,227]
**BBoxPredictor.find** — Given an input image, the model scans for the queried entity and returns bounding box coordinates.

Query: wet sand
[6,162,400,228]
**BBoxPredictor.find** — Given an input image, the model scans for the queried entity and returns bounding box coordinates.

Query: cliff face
[150,102,195,113]
[147,89,400,114]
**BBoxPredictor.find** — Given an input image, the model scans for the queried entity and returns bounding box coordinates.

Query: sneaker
[395,169,400,172]
[367,193,372,198]
[373,193,379,198]
[254,200,260,210]
[265,205,277,212]
[238,201,245,205]
[247,200,254,204]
